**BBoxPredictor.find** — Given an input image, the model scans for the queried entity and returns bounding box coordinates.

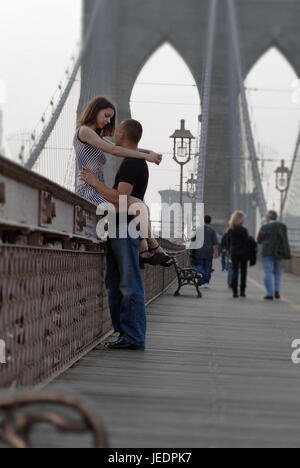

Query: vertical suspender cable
[282,124,300,214]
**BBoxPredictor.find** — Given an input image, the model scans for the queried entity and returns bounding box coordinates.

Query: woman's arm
[79,127,162,165]
[138,148,151,155]
[104,139,152,156]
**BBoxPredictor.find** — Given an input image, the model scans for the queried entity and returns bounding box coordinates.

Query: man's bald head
[118,119,143,145]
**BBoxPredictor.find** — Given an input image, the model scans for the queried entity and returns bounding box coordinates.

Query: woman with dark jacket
[227,211,249,298]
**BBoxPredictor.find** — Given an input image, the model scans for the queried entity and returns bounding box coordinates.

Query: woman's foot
[140,244,174,267]
[139,243,166,260]
[149,245,174,267]
[139,250,154,260]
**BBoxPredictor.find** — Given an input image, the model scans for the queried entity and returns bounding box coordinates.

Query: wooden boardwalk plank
[44,264,300,448]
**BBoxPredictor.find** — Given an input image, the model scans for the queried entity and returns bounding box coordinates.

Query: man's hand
[214,246,219,259]
[79,167,99,188]
[146,152,163,165]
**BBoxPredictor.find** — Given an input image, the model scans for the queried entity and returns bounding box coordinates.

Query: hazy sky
[0,0,81,133]
[0,0,299,217]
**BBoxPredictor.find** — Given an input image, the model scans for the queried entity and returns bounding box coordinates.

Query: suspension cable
[24,0,102,170]
[283,124,300,213]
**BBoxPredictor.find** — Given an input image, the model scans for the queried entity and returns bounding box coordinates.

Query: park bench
[172,258,203,298]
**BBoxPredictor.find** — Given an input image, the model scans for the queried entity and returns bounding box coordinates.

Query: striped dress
[74,127,108,205]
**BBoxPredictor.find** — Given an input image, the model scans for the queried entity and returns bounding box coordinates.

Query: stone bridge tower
[79,0,300,229]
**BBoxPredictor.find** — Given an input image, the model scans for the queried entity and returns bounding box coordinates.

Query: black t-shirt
[113,158,149,224]
[114,158,149,200]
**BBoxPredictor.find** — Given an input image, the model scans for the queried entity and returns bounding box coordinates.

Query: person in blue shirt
[257,210,291,300]
[190,216,219,289]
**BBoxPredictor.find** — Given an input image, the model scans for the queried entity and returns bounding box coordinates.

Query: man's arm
[117,182,134,197]
[213,244,219,258]
[257,227,266,245]
[80,159,137,205]
[92,180,134,205]
[79,168,127,205]
[213,231,219,258]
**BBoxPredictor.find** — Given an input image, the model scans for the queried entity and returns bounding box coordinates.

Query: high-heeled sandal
[139,247,166,266]
[148,246,174,268]
[140,251,168,266]
[139,249,161,266]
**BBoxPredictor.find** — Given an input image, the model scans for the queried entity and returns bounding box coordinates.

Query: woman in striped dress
[75,96,161,204]
[74,96,173,266]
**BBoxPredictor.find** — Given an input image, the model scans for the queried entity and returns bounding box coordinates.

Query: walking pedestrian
[190,216,219,289]
[257,210,291,300]
[227,211,249,298]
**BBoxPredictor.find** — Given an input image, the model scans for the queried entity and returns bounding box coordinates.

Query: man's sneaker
[275,292,281,300]
[204,284,209,289]
[240,292,247,298]
[264,296,274,301]
[106,339,145,351]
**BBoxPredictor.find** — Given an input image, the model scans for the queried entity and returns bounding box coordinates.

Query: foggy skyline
[0,0,299,217]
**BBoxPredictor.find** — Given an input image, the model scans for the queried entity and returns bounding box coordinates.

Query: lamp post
[275,159,290,222]
[186,173,197,229]
[170,120,195,242]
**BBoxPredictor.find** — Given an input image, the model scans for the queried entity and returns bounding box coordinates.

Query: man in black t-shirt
[104,120,149,350]
[78,119,154,351]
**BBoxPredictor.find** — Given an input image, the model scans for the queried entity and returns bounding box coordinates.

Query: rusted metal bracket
[28,232,44,247]
[74,205,87,234]
[62,238,74,250]
[0,182,5,203]
[39,191,56,226]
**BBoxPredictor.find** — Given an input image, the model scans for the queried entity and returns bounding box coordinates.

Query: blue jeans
[221,251,228,271]
[263,256,282,297]
[196,259,213,285]
[105,225,146,347]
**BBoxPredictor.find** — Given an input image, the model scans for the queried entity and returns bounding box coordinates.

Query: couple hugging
[74,96,173,351]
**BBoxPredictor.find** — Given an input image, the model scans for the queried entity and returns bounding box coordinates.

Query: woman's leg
[231,256,239,296]
[105,196,170,261]
[240,258,248,294]
[127,198,170,259]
